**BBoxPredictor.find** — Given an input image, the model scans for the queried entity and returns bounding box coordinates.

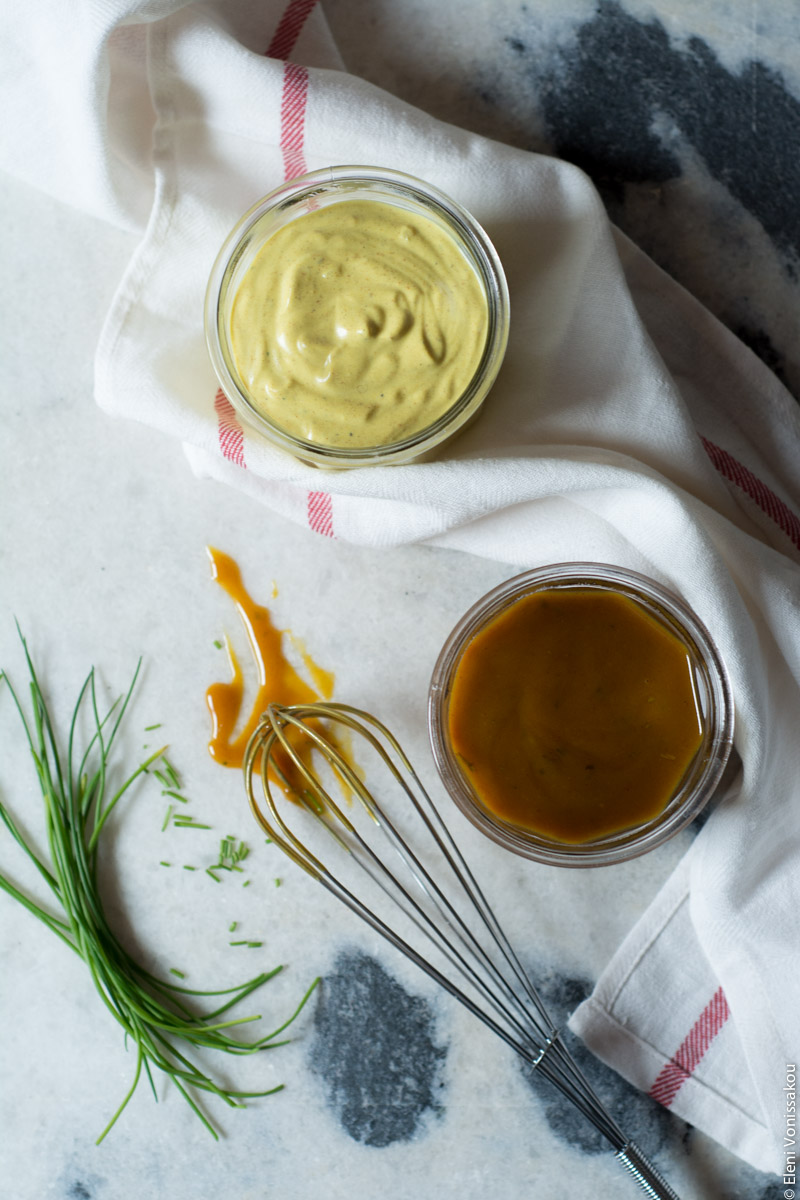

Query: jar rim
[427,562,735,868]
[204,165,510,468]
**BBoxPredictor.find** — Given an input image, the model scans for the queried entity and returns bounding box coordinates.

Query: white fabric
[3,0,800,1175]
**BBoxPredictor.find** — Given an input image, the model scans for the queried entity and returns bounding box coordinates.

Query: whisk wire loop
[243,702,681,1200]
[243,724,325,876]
[261,707,562,1060]
[252,716,548,1064]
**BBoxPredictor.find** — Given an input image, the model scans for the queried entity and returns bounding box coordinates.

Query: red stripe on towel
[212,1,329,536]
[279,61,310,181]
[268,8,334,538]
[211,4,315,467]
[702,436,800,551]
[648,986,730,1108]
[214,388,246,468]
[307,491,334,537]
[211,0,317,462]
[267,0,319,61]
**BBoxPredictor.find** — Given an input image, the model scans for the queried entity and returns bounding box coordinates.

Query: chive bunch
[0,633,317,1142]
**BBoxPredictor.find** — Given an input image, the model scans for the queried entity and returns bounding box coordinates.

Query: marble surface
[1,3,797,1199]
[325,0,800,408]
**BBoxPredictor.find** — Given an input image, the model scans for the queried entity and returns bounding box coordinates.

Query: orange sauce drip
[205,547,333,788]
[447,588,704,844]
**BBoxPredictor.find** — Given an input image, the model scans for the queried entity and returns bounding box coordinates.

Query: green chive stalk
[0,631,318,1143]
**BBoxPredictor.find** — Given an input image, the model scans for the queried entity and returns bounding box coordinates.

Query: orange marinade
[205,547,334,788]
[446,588,704,843]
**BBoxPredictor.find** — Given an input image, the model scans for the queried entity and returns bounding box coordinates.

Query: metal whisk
[244,702,681,1200]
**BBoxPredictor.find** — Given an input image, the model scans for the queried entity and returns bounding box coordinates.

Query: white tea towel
[3,0,800,1175]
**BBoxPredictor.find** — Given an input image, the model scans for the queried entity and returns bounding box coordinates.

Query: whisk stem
[617,1143,682,1199]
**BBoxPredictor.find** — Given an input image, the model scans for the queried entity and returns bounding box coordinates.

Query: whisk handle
[616,1143,681,1199]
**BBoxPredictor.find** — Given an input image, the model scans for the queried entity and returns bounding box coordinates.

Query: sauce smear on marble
[205,547,334,790]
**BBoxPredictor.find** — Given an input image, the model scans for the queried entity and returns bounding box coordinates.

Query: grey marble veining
[324,0,800,404]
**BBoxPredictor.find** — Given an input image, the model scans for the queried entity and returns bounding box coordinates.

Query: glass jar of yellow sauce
[428,564,734,868]
[205,166,509,468]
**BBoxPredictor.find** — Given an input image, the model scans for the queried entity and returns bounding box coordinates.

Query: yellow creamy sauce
[229,199,489,448]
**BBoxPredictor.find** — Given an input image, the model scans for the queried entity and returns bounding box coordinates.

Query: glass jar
[204,165,509,469]
[428,563,734,868]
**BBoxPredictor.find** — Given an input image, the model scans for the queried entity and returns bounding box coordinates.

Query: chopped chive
[154,769,170,788]
[213,639,223,649]
[229,940,248,946]
[274,879,281,887]
[159,861,171,867]
[162,789,188,803]
[182,865,197,871]
[229,922,237,933]
[212,837,249,875]
[247,942,263,948]
[162,755,180,781]
[206,868,221,882]
[174,821,212,830]
[242,879,251,888]
[144,723,162,731]
[169,968,185,979]
[161,804,173,832]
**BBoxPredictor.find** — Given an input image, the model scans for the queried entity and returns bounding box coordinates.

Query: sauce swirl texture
[229,199,489,448]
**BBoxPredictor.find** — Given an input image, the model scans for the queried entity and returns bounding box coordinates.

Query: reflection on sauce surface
[447,588,704,843]
[205,547,333,790]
